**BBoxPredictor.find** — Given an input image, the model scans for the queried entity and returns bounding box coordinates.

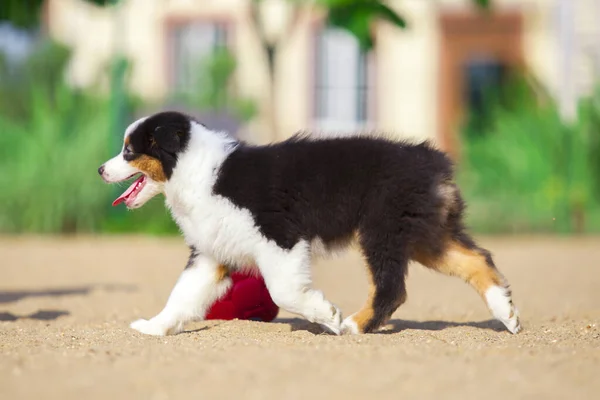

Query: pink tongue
[112,176,144,206]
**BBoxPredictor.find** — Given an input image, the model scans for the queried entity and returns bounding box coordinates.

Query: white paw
[320,305,343,335]
[340,316,360,335]
[499,304,521,334]
[504,308,522,334]
[301,290,342,335]
[130,319,169,336]
[485,286,522,334]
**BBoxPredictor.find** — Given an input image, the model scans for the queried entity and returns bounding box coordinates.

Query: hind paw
[485,286,522,334]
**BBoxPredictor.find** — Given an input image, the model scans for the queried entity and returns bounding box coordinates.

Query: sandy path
[1,236,599,399]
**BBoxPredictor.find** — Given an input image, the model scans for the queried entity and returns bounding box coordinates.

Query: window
[461,56,509,137]
[169,21,228,94]
[315,27,373,133]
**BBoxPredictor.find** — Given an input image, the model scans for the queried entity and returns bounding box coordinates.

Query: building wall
[47,0,594,145]
[379,0,562,146]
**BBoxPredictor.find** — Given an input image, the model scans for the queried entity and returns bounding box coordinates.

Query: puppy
[98,111,521,336]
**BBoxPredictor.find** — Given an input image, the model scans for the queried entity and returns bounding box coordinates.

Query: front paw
[130,319,169,336]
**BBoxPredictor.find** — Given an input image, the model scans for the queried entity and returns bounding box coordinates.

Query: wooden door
[438,11,523,159]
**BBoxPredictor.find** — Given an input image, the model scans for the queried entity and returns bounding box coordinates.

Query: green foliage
[0,40,177,234]
[0,41,71,121]
[0,0,119,28]
[577,84,600,198]
[319,0,407,50]
[473,0,492,9]
[84,0,120,5]
[458,75,600,234]
[0,106,110,233]
[0,0,176,31]
[0,41,104,232]
[0,0,44,28]
[0,72,111,232]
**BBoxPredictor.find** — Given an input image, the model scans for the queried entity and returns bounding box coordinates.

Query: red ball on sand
[205,271,279,322]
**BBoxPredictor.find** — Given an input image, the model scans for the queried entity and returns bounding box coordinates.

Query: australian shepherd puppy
[98,111,521,336]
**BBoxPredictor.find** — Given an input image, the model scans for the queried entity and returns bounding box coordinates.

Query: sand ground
[1,236,599,399]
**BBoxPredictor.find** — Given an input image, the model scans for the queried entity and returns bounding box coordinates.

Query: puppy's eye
[123,145,133,154]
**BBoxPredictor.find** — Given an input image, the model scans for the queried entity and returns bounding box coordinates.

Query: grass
[458,76,600,234]
[0,85,109,232]
[0,40,179,235]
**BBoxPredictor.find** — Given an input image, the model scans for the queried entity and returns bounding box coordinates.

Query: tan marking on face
[124,136,130,146]
[215,264,230,282]
[129,154,167,182]
[413,241,503,297]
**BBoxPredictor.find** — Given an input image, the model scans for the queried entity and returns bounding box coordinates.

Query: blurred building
[45,0,600,153]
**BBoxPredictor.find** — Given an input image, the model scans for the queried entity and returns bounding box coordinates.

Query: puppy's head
[98,111,191,209]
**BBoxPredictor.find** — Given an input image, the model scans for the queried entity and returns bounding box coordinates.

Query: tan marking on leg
[343,231,409,334]
[215,264,230,282]
[349,231,376,332]
[415,240,521,334]
[414,241,503,297]
[349,271,407,333]
[129,155,167,182]
[352,278,376,331]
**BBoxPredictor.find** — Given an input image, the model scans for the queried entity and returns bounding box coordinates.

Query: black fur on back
[213,134,460,258]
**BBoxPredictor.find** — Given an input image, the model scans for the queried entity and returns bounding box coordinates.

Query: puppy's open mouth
[112,174,147,207]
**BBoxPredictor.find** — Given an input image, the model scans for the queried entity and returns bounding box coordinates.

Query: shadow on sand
[382,318,506,333]
[0,309,70,322]
[0,284,137,323]
[0,283,137,304]
[273,317,506,335]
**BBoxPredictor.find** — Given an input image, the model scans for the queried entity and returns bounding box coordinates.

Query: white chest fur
[163,126,266,267]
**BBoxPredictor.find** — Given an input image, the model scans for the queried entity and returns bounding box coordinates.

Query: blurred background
[1,0,599,236]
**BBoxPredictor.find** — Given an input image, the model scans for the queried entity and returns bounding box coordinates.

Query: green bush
[458,75,600,234]
[0,85,110,233]
[0,41,109,233]
[0,40,178,235]
[0,40,71,122]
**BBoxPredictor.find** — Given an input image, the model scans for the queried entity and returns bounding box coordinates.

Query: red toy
[205,271,279,322]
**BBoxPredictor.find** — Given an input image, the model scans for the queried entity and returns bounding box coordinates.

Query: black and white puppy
[98,111,521,336]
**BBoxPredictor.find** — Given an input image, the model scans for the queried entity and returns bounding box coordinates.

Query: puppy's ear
[152,126,181,153]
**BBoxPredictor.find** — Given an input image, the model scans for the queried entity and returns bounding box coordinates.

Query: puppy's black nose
[98,165,105,176]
